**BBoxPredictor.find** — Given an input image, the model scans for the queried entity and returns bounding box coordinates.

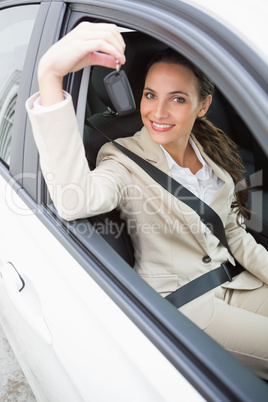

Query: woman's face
[140,62,210,150]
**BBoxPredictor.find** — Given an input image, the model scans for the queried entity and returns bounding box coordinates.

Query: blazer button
[202,255,211,264]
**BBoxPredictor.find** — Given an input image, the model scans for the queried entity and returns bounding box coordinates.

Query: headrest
[91,31,167,111]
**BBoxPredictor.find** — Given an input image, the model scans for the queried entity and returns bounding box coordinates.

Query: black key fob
[103,69,136,116]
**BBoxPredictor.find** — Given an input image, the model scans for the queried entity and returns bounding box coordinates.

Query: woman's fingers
[58,22,126,72]
[77,22,126,57]
[90,51,122,69]
[66,36,125,71]
[40,22,125,76]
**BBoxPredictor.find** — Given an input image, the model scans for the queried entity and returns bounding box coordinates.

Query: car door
[0,3,87,400]
[0,1,267,402]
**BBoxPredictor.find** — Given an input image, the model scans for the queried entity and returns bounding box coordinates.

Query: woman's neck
[162,140,202,174]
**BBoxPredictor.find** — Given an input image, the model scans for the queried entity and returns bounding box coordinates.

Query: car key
[103,60,136,116]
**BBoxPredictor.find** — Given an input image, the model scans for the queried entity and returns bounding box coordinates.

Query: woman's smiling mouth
[150,121,175,132]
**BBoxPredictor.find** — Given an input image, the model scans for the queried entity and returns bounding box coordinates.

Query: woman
[26,22,268,378]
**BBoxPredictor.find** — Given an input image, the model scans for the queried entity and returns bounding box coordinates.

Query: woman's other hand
[38,22,126,106]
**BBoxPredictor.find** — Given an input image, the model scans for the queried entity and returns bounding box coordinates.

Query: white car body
[0,0,267,401]
[1,176,201,401]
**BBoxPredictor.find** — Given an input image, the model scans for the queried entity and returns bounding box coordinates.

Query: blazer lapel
[140,126,170,172]
[140,129,211,253]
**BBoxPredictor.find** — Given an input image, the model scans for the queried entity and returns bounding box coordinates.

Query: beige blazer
[27,93,268,329]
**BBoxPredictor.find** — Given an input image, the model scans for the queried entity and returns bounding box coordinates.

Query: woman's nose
[153,100,169,119]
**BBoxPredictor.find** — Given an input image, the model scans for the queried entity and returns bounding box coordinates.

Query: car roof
[180,0,267,61]
[3,0,266,61]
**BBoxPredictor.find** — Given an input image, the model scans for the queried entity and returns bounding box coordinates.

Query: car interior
[82,29,268,267]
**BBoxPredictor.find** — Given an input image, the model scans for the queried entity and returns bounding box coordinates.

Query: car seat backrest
[84,31,167,169]
[207,89,255,181]
[88,31,168,112]
[84,32,167,266]
[208,90,268,243]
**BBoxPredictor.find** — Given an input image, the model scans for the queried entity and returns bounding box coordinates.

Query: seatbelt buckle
[221,262,232,282]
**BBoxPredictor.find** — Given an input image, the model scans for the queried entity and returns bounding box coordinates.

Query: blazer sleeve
[26,92,128,221]
[225,199,268,285]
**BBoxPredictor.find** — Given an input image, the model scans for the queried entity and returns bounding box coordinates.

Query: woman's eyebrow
[143,87,156,92]
[169,90,190,97]
[143,87,190,96]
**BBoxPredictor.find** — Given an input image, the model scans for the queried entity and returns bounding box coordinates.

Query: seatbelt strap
[165,262,243,308]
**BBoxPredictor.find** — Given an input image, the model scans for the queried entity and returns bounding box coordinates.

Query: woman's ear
[197,95,212,117]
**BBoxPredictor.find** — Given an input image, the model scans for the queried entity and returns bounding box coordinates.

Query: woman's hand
[38,22,126,106]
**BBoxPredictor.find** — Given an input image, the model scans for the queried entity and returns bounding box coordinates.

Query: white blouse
[161,138,224,206]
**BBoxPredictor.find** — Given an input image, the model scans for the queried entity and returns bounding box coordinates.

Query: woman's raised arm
[26,23,127,220]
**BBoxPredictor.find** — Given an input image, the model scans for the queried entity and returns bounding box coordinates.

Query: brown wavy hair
[147,49,249,220]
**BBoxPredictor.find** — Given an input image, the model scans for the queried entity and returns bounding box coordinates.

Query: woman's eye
[173,97,185,103]
[145,92,155,100]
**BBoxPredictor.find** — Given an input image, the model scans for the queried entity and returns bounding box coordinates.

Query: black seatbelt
[85,119,244,307]
[165,262,243,308]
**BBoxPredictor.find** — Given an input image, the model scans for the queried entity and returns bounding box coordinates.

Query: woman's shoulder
[99,127,146,156]
[96,127,145,166]
[116,127,145,151]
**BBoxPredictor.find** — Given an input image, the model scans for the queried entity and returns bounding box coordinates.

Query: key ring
[115,59,120,73]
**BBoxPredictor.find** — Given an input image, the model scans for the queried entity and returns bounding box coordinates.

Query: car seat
[84,31,167,169]
[83,32,167,266]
